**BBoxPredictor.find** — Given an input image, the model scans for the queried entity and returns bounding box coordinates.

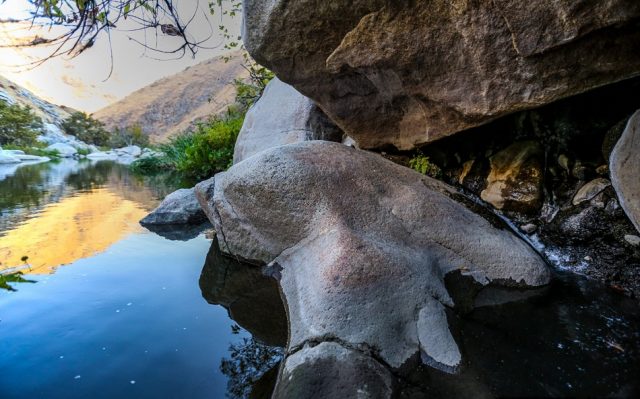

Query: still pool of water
[0,160,280,399]
[1,159,640,398]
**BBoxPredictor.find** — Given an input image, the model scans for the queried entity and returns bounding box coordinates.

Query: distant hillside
[94,52,248,143]
[0,75,73,125]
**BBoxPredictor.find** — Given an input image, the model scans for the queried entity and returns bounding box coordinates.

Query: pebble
[520,223,538,234]
[624,235,640,246]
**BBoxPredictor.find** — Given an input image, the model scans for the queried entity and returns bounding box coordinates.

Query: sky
[0,0,241,112]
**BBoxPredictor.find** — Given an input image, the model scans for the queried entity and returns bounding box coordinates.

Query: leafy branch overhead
[1,0,242,68]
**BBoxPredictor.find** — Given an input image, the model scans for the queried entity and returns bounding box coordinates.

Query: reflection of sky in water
[0,233,250,399]
[0,160,176,274]
[0,160,265,398]
[0,187,146,273]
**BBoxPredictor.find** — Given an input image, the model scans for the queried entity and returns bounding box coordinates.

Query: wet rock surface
[196,141,549,379]
[140,188,207,225]
[243,0,640,150]
[480,141,543,214]
[275,342,394,399]
[233,78,342,164]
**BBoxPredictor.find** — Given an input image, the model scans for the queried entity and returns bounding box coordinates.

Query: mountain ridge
[94,51,247,143]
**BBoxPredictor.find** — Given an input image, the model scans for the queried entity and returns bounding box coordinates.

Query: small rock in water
[584,256,593,262]
[520,223,538,234]
[624,235,640,246]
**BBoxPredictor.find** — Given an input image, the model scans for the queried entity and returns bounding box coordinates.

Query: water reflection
[199,239,286,398]
[402,271,640,398]
[0,188,146,273]
[199,238,288,347]
[0,160,185,275]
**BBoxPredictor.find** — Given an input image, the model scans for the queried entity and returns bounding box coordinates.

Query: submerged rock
[480,141,543,214]
[243,0,640,150]
[140,188,206,225]
[233,78,342,164]
[610,110,640,234]
[196,141,550,377]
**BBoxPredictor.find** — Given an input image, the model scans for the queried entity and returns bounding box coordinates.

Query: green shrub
[61,112,110,146]
[130,155,173,174]
[409,153,442,178]
[76,147,91,156]
[0,101,43,146]
[176,111,244,179]
[130,64,272,179]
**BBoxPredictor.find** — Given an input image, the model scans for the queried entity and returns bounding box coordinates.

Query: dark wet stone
[140,188,207,225]
[274,342,395,399]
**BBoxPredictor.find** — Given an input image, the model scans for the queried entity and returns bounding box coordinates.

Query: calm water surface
[0,160,279,399]
[1,160,639,398]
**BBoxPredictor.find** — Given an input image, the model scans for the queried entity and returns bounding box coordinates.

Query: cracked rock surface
[196,141,550,379]
[243,0,640,150]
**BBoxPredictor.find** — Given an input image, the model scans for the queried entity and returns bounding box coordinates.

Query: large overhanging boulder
[242,0,640,150]
[195,141,550,378]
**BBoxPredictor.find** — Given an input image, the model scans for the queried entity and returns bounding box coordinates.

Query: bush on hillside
[130,65,272,179]
[0,101,43,146]
[61,112,110,146]
[110,124,150,148]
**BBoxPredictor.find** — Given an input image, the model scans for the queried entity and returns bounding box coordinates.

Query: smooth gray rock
[573,178,612,206]
[624,234,640,246]
[233,78,342,164]
[611,110,640,234]
[275,342,394,399]
[196,141,550,372]
[116,145,142,157]
[4,149,25,155]
[46,142,77,158]
[243,0,640,150]
[0,152,21,164]
[87,152,118,160]
[140,188,206,225]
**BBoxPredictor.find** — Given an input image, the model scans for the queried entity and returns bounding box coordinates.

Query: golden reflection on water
[0,188,148,274]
